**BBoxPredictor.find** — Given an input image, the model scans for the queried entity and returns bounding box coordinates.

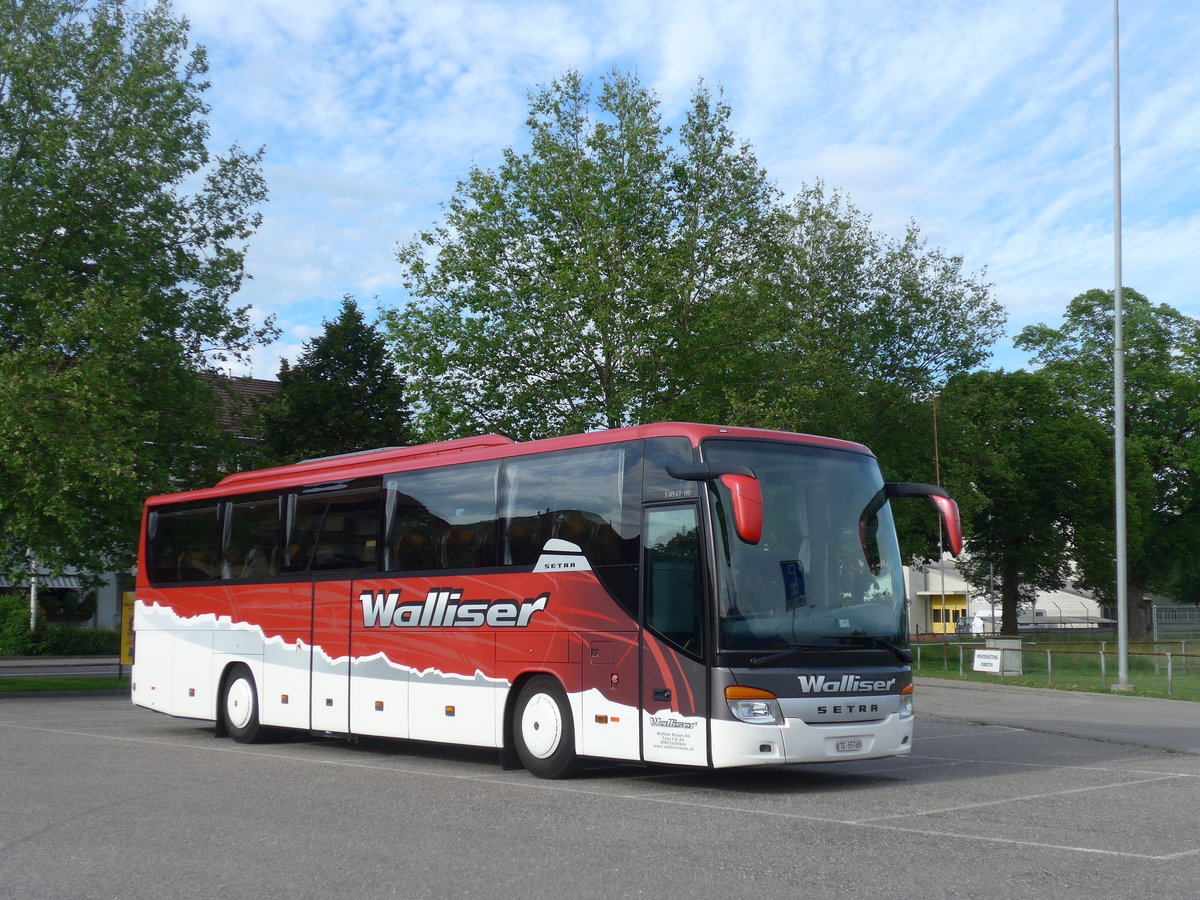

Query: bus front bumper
[709,712,914,768]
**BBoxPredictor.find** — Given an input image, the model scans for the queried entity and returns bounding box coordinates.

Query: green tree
[741,183,1003,423]
[938,370,1111,634]
[387,71,1004,448]
[734,183,1002,478]
[388,71,789,441]
[678,182,1003,564]
[1016,288,1200,635]
[262,297,412,463]
[0,0,271,585]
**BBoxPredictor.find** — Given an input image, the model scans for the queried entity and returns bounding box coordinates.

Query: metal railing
[913,639,1199,697]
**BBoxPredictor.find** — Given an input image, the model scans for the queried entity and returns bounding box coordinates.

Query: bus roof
[145,422,873,506]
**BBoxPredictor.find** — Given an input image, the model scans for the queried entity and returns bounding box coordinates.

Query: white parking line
[854,819,1195,861]
[853,772,1185,822]
[909,751,1200,779]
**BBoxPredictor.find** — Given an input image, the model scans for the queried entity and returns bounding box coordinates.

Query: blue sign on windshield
[781,560,806,610]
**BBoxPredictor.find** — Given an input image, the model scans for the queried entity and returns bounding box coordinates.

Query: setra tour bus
[133,423,961,778]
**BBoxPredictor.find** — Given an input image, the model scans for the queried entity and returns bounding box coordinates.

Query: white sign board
[973,649,1003,673]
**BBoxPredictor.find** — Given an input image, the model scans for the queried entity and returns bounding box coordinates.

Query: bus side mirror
[928,493,963,557]
[666,463,762,546]
[720,474,763,545]
[884,482,964,557]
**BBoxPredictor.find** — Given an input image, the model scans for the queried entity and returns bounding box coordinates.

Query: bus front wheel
[222,664,264,743]
[513,676,582,779]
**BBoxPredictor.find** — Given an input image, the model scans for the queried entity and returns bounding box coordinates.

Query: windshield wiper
[747,643,840,667]
[747,637,913,667]
[838,636,913,665]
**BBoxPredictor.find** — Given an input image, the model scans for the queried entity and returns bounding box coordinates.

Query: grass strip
[0,676,130,693]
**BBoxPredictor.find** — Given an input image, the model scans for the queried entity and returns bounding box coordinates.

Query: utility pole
[1111,0,1133,691]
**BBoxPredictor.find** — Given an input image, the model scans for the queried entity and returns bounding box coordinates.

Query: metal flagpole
[1112,0,1132,691]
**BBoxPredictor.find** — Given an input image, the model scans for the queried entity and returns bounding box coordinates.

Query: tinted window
[220,495,280,580]
[645,505,704,659]
[500,443,639,568]
[284,480,381,572]
[148,503,220,584]
[642,436,697,501]
[704,440,905,649]
[382,463,499,571]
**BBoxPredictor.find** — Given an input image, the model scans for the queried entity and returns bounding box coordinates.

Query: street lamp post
[1112,0,1132,691]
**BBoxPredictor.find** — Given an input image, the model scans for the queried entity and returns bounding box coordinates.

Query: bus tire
[221,664,264,744]
[513,676,581,779]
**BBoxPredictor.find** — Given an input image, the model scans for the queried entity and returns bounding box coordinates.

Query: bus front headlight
[899,682,914,718]
[725,685,783,725]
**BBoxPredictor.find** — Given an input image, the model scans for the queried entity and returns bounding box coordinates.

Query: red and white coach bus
[133,423,961,778]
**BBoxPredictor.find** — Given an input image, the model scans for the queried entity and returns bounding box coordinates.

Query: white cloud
[169,0,1200,379]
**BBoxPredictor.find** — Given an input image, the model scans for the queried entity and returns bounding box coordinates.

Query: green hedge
[37,624,121,655]
[0,594,120,656]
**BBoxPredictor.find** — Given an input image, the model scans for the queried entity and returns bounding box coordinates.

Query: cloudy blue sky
[172,0,1200,379]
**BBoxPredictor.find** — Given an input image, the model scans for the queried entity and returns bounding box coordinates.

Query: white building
[906,557,1112,636]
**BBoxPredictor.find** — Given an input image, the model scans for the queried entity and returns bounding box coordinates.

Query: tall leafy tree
[938,370,1111,634]
[742,183,1003,421]
[388,71,788,441]
[387,71,1003,447]
[735,183,1003,467]
[261,297,412,463]
[687,181,1005,564]
[1016,288,1200,636]
[0,0,271,583]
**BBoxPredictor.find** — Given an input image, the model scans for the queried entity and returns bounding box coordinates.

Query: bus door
[346,576,411,740]
[290,479,381,735]
[640,503,709,766]
[218,494,312,731]
[310,579,351,733]
[256,580,314,732]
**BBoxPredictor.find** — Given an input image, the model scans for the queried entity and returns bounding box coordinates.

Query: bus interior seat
[505,523,535,565]
[390,531,433,571]
[177,551,215,581]
[240,547,276,578]
[440,528,479,568]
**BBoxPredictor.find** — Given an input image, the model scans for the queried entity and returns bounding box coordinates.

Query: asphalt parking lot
[1,681,1198,899]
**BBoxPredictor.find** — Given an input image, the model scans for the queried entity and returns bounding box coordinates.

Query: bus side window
[382,463,499,572]
[644,505,704,659]
[220,496,280,580]
[148,503,220,584]
[500,444,639,567]
[284,480,381,572]
[642,436,697,501]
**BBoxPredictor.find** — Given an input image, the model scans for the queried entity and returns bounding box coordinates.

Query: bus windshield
[704,440,907,652]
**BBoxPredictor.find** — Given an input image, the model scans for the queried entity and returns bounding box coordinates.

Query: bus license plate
[836,739,863,753]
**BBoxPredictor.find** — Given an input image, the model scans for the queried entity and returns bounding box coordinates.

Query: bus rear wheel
[513,676,582,779]
[222,664,264,743]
